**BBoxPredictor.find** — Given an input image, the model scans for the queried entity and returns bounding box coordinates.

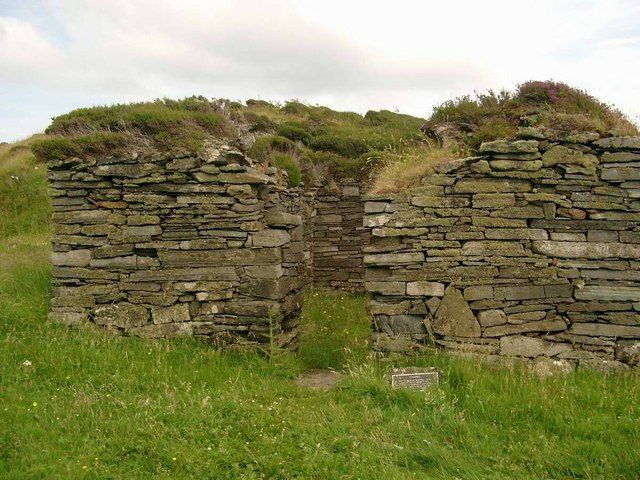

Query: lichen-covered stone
[479,140,538,154]
[500,335,572,358]
[252,229,291,247]
[477,309,507,327]
[151,303,191,324]
[51,249,92,267]
[94,302,149,329]
[406,282,445,297]
[432,286,481,338]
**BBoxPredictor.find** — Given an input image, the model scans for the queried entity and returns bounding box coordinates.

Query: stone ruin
[47,142,366,347]
[46,132,640,368]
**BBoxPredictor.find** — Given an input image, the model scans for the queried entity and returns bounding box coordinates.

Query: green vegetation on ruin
[28,80,640,192]
[425,80,639,149]
[2,140,640,478]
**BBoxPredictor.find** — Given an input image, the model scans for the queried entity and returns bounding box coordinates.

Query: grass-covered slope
[1,139,640,478]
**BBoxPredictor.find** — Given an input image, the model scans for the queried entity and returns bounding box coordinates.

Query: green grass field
[1,143,639,479]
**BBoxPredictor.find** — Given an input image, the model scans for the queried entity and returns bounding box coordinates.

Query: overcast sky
[1,0,639,142]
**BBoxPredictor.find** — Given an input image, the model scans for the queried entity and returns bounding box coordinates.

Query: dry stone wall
[46,128,640,366]
[47,142,312,347]
[363,135,640,368]
[311,179,367,291]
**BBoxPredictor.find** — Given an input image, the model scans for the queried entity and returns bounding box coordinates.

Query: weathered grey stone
[454,178,532,194]
[365,282,405,295]
[127,214,160,226]
[167,157,198,171]
[596,136,640,150]
[363,252,424,265]
[376,315,426,335]
[462,241,525,256]
[490,205,545,219]
[532,241,640,259]
[128,323,193,339]
[371,334,426,353]
[367,300,411,315]
[542,146,598,169]
[158,248,280,267]
[372,227,427,237]
[95,163,160,178]
[364,202,387,213]
[574,285,640,302]
[478,309,507,327]
[508,311,546,323]
[615,341,640,366]
[483,317,567,337]
[435,157,475,174]
[578,359,630,373]
[550,232,586,242]
[123,225,162,240]
[406,282,445,297]
[89,256,139,269]
[601,165,640,182]
[485,228,548,240]
[500,335,572,358]
[411,196,469,208]
[469,160,491,173]
[252,229,291,247]
[226,300,281,317]
[51,249,92,267]
[151,303,191,324]
[494,285,546,301]
[479,140,538,154]
[570,323,640,338]
[432,286,481,338]
[463,285,493,301]
[601,151,640,163]
[94,302,149,329]
[490,160,542,171]
[52,210,110,225]
[523,193,571,207]
[472,193,516,208]
[245,265,283,279]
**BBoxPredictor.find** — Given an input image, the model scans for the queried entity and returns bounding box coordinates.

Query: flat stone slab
[386,367,439,390]
[295,369,343,390]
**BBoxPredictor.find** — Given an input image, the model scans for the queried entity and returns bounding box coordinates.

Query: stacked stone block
[363,135,640,368]
[311,179,367,291]
[47,142,311,347]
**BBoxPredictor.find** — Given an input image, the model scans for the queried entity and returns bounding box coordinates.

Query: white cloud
[0,0,639,141]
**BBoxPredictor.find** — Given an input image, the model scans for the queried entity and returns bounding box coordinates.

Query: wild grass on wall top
[30,95,429,186]
[28,81,640,192]
[423,80,639,150]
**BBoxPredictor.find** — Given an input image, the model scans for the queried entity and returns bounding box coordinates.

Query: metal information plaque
[387,367,439,390]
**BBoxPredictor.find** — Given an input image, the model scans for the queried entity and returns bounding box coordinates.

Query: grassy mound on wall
[31,97,427,185]
[29,81,639,192]
[424,80,638,149]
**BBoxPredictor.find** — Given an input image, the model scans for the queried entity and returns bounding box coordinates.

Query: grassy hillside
[1,137,640,478]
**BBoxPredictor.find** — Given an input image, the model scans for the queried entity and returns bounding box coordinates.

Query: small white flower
[22,359,32,367]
